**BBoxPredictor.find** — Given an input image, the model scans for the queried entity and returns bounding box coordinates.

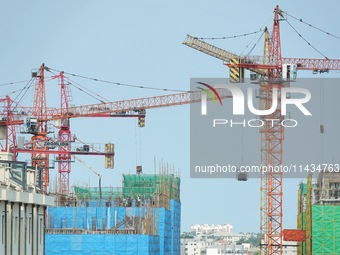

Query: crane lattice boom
[282,57,340,71]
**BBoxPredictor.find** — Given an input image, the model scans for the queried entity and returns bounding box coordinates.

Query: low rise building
[190,224,233,235]
[0,152,54,255]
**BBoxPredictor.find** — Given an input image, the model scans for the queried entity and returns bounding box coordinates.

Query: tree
[236,237,246,245]
[247,233,260,246]
[180,233,194,239]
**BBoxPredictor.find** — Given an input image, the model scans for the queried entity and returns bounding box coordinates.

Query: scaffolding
[46,172,181,255]
[72,173,180,210]
[298,172,340,255]
[47,206,159,235]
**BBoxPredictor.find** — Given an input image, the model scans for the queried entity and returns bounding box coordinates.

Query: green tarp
[312,205,340,254]
[74,174,180,202]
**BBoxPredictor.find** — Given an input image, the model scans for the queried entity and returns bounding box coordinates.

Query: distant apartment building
[181,235,250,255]
[181,238,215,255]
[181,227,296,255]
[281,241,297,255]
[190,224,233,235]
[213,232,248,244]
[205,241,296,255]
[181,239,202,255]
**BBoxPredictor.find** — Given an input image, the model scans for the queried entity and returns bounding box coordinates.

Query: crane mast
[31,64,50,191]
[73,155,102,200]
[56,72,73,194]
[263,6,284,255]
[259,27,270,255]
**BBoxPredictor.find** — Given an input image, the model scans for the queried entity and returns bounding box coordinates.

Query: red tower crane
[31,64,50,190]
[0,96,17,157]
[55,71,73,194]
[183,5,340,255]
[0,70,231,194]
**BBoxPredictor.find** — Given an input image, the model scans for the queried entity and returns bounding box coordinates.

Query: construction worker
[137,195,142,207]
[127,196,132,207]
[122,196,127,207]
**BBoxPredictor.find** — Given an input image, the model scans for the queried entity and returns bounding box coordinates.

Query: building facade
[0,152,54,255]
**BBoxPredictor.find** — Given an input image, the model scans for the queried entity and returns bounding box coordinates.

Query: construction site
[46,171,181,255]
[1,2,340,255]
[296,172,340,255]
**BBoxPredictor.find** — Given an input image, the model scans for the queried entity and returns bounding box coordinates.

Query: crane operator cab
[25,117,38,133]
[282,64,297,81]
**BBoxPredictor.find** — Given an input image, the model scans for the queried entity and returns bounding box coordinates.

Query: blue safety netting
[170,200,181,255]
[47,206,127,230]
[45,234,160,255]
[46,199,181,255]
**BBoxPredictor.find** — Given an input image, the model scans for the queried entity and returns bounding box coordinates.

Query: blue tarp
[46,199,180,255]
[47,206,129,230]
[46,234,160,255]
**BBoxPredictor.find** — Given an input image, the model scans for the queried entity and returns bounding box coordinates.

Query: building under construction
[297,171,340,255]
[45,172,181,255]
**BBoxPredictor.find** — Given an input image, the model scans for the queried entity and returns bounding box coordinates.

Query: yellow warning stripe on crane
[229,58,244,83]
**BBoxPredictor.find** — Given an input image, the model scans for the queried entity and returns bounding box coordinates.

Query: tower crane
[73,155,103,200]
[183,5,340,255]
[0,68,232,194]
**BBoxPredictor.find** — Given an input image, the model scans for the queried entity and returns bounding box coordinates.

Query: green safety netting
[74,174,180,202]
[123,174,180,201]
[312,205,340,254]
[299,183,317,196]
[74,186,123,200]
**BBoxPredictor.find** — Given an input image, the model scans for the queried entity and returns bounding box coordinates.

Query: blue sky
[1,0,340,232]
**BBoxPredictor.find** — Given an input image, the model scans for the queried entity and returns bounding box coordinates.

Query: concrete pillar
[26,203,33,255]
[12,203,19,255]
[0,200,5,255]
[32,204,37,255]
[6,202,12,255]
[19,203,25,255]
[37,205,44,255]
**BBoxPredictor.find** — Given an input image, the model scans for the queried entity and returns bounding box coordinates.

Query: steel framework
[183,5,340,255]
[0,72,231,193]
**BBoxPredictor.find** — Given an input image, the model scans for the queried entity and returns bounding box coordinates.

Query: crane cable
[139,127,142,167]
[0,80,32,87]
[284,12,340,40]
[195,29,265,40]
[284,18,329,60]
[1,76,59,109]
[241,130,244,165]
[319,74,325,163]
[10,78,35,112]
[0,88,29,98]
[46,68,112,105]
[46,67,190,93]
[67,77,111,103]
[67,80,109,104]
[240,13,272,57]
[134,119,143,168]
[244,29,266,57]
